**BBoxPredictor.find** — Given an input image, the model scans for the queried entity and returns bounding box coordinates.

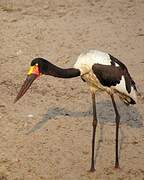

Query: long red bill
[14,74,38,103]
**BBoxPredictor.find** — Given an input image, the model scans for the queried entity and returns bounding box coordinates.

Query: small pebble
[16,50,22,56]
[27,114,34,118]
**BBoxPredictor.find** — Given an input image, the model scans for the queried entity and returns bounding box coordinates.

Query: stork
[14,50,137,172]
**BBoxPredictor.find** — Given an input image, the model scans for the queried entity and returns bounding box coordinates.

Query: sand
[0,0,144,179]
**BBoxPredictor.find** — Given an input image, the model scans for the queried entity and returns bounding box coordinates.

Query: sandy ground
[0,0,144,179]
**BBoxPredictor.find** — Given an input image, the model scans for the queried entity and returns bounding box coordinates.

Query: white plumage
[74,50,111,71]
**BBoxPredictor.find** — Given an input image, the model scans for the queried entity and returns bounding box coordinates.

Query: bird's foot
[114,163,120,169]
[89,167,96,172]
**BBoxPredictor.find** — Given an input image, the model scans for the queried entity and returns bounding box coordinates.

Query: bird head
[14,58,47,103]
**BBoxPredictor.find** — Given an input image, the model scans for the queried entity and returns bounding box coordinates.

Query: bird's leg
[90,92,97,172]
[110,94,120,168]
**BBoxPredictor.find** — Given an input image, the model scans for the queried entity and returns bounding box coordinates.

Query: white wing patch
[114,76,126,94]
[115,63,120,67]
[113,76,137,102]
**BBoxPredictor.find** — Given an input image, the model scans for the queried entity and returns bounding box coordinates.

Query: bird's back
[74,50,112,71]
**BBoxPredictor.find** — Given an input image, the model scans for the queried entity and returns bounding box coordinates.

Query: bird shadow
[26,99,143,165]
[26,106,91,135]
[27,99,143,134]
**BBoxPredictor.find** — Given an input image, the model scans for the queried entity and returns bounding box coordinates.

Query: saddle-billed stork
[14,50,137,172]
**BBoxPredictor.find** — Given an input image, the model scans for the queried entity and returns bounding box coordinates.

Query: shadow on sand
[27,99,143,134]
[26,99,143,165]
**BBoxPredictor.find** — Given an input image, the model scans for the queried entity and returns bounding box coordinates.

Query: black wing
[92,62,136,94]
[92,63,123,87]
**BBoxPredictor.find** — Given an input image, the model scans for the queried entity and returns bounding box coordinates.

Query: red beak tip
[14,98,18,104]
